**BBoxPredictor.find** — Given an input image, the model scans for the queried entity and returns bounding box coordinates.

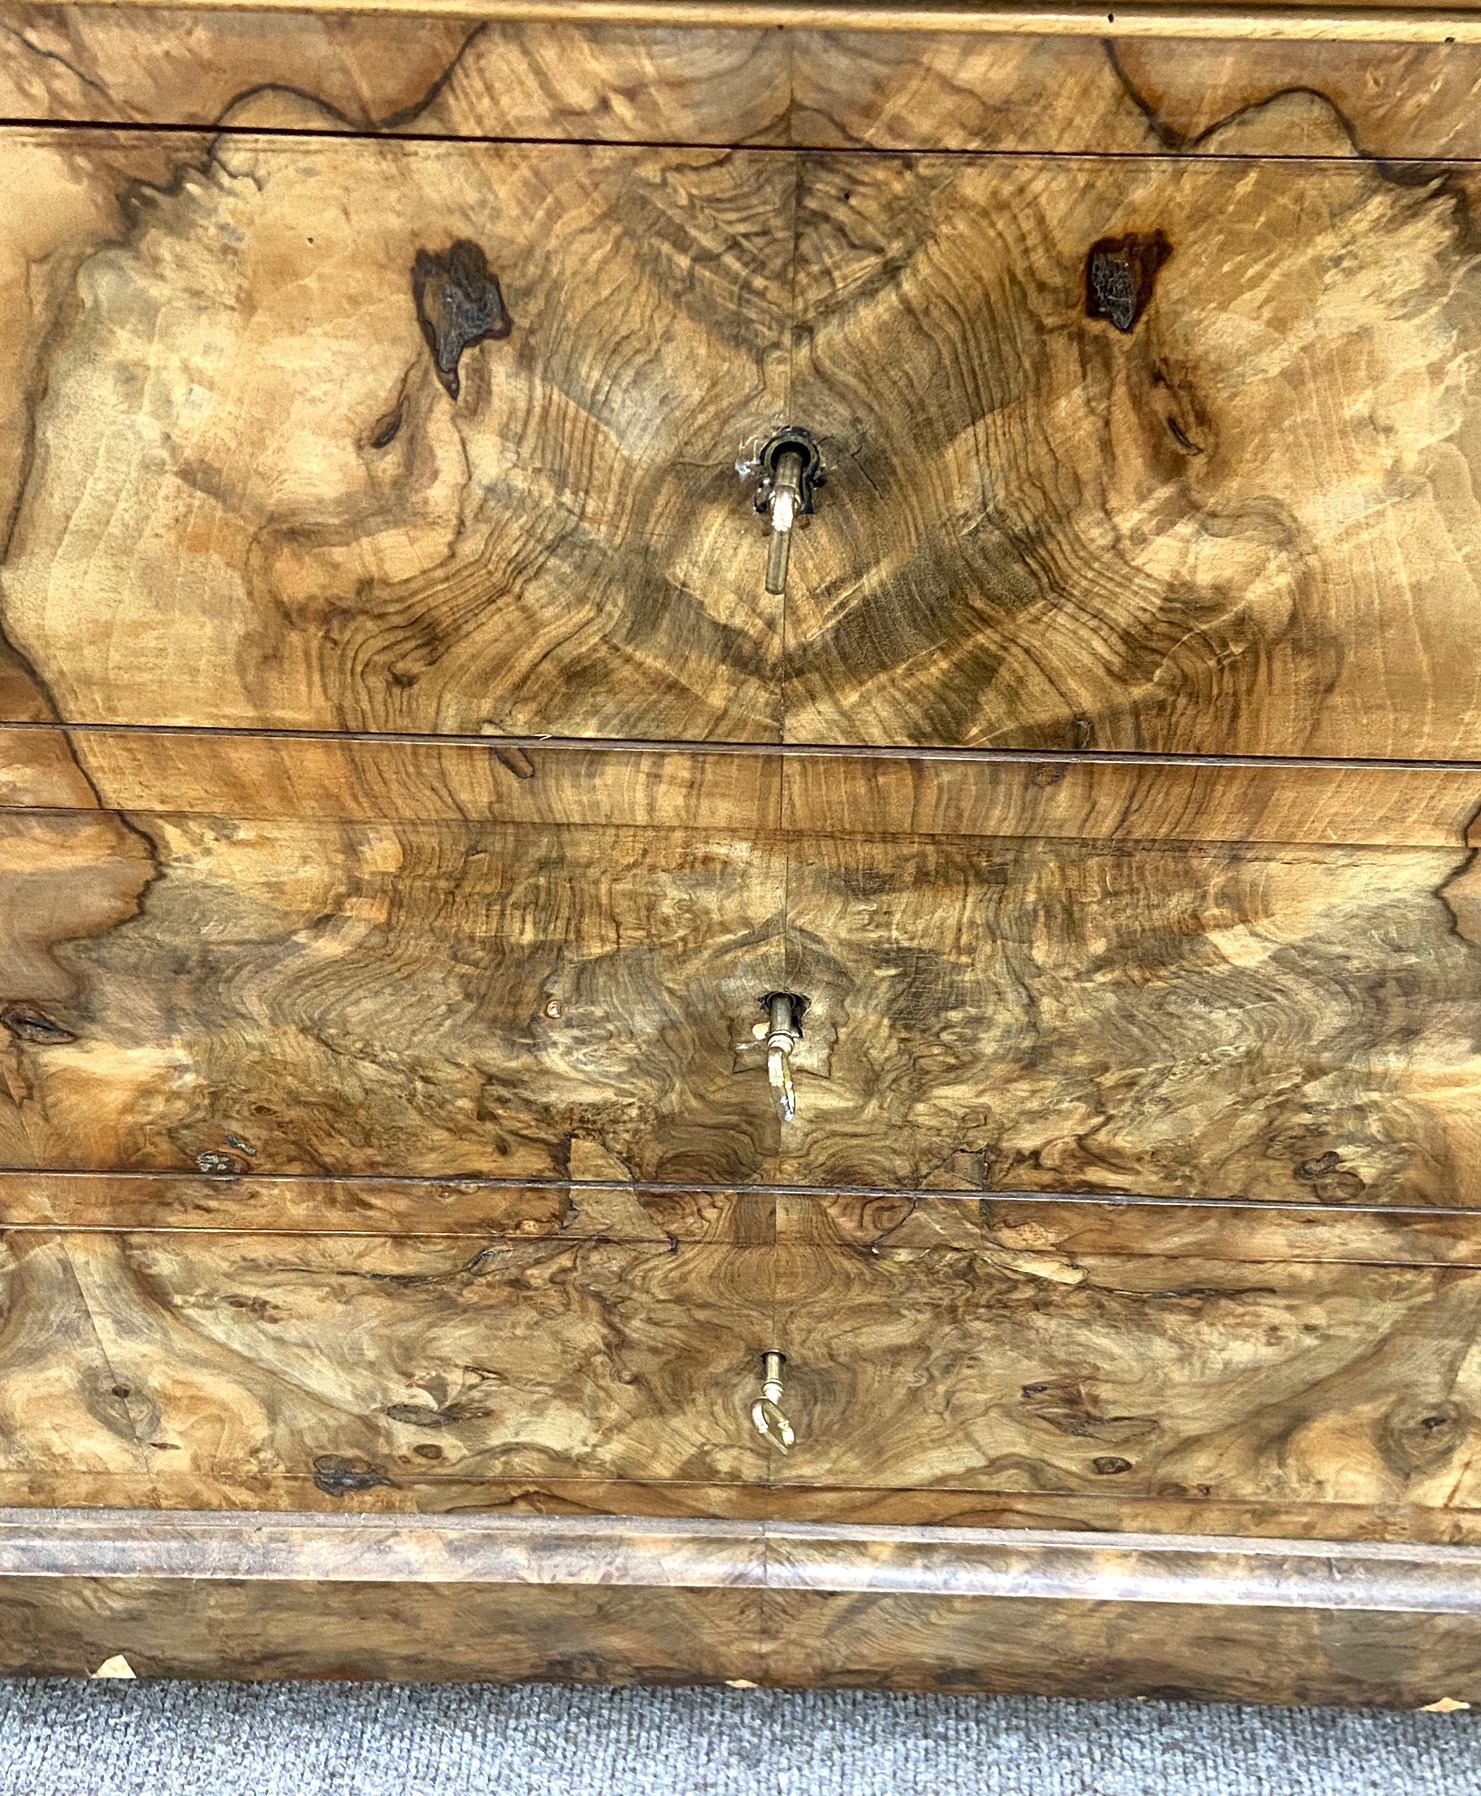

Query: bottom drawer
[4,1210,1480,1532]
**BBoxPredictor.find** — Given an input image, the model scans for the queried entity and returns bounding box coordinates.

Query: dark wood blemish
[412,240,513,400]
[385,1403,454,1428]
[0,1004,76,1045]
[312,1453,395,1497]
[1295,1150,1367,1202]
[492,744,537,781]
[369,399,405,449]
[1086,230,1172,332]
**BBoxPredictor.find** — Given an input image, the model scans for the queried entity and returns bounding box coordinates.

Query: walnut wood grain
[772,1244,1481,1508]
[0,813,790,1180]
[5,1509,1481,1696]
[0,129,791,744]
[19,1173,1481,1272]
[10,725,1481,851]
[7,1225,1481,1519]
[10,8,1481,163]
[7,0,1481,46]
[0,728,785,831]
[9,805,1481,1200]
[780,831,1481,1203]
[0,1572,765,1682]
[762,1588,1481,1701]
[790,1192,1481,1269]
[16,1228,778,1493]
[13,8,1481,165]
[786,143,1481,755]
[5,118,1481,754]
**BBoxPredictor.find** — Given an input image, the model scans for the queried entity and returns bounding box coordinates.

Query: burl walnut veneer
[6,0,1481,1703]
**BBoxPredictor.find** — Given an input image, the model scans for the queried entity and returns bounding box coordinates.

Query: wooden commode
[5,0,1481,1700]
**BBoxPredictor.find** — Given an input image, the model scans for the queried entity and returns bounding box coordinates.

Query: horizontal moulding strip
[38,0,1481,47]
[4,1507,1481,1609]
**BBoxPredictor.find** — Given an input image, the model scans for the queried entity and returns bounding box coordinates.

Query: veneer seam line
[20,720,1481,775]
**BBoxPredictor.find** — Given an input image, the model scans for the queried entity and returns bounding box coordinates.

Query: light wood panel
[773,1244,1481,1507]
[9,806,1481,1199]
[5,125,1481,753]
[7,1226,1481,1519]
[786,145,1481,754]
[0,130,791,742]
[13,8,1481,163]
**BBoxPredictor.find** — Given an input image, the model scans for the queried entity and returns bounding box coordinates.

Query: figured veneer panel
[14,9,1481,166]
[0,1234,155,1489]
[789,1192,1481,1269]
[32,731,784,832]
[779,752,1481,852]
[51,1231,777,1490]
[779,831,1481,1204]
[0,1174,778,1240]
[770,1245,1481,1509]
[785,144,1481,757]
[10,725,1481,852]
[0,129,791,743]
[0,812,787,1179]
[10,805,1481,1202]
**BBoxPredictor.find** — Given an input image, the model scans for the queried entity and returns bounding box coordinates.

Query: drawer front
[1,123,1480,756]
[0,132,791,743]
[8,1219,1481,1530]
[7,797,1481,1205]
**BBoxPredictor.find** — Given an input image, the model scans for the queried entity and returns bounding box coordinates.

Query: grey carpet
[0,1680,1475,1795]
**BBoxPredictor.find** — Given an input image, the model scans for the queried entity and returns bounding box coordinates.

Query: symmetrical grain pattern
[10,1222,1481,1524]
[786,140,1481,753]
[0,130,791,741]
[15,10,1481,164]
[11,724,1481,849]
[4,107,1481,750]
[9,806,1481,1201]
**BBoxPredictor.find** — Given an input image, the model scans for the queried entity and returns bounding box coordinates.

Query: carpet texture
[0,1680,1474,1795]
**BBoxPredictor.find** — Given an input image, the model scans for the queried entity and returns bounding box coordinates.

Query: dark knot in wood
[1086,230,1172,333]
[412,240,514,400]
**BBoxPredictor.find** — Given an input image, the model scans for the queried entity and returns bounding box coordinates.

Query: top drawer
[4,106,1481,754]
